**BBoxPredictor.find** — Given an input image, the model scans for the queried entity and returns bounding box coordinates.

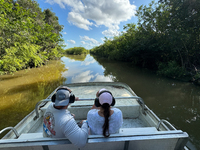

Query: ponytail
[102,103,110,137]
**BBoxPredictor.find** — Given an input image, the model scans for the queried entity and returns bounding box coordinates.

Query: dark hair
[101,103,110,137]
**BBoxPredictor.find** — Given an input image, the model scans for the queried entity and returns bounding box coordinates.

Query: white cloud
[64,43,68,47]
[93,74,113,82]
[81,41,86,45]
[67,40,76,44]
[45,0,84,10]
[80,36,100,45]
[81,59,96,66]
[102,29,121,37]
[71,70,94,83]
[100,37,113,43]
[45,0,136,36]
[81,56,96,66]
[71,71,113,83]
[101,38,105,42]
[63,32,67,34]
[80,36,101,48]
[68,12,93,30]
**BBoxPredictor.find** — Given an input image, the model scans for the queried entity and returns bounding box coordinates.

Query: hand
[81,120,88,124]
[78,120,86,126]
[59,86,72,92]
[91,104,99,109]
[96,90,99,97]
[75,97,79,101]
[71,113,75,118]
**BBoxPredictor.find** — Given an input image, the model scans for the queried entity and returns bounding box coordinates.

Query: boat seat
[18,127,157,140]
[89,127,158,138]
[120,127,158,135]
[18,132,44,139]
[68,98,140,119]
[13,128,186,150]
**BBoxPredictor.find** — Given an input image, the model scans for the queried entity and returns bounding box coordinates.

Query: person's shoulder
[112,107,122,113]
[88,109,98,114]
[112,108,122,116]
[47,102,53,108]
[45,103,55,112]
[87,109,99,119]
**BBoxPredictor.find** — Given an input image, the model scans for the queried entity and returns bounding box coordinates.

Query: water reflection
[61,55,113,83]
[92,55,200,150]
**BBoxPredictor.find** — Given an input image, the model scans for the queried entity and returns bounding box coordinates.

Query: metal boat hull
[0,82,189,150]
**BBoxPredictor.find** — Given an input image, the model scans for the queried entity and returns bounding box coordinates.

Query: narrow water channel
[0,54,199,149]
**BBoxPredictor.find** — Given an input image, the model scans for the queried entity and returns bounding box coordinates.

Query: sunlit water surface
[0,54,199,149]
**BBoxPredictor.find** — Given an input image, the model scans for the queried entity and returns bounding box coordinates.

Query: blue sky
[37,0,156,50]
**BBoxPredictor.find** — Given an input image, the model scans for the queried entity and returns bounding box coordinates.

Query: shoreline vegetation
[0,0,65,75]
[64,47,89,55]
[1,0,200,85]
[90,0,200,85]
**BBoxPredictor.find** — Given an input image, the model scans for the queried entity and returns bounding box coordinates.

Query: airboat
[0,82,188,150]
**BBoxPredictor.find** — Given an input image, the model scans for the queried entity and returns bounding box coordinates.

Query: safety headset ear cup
[51,94,56,102]
[111,97,115,106]
[69,93,75,103]
[94,97,101,107]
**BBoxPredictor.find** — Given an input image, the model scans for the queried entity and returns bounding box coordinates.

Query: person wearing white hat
[43,86,89,148]
[87,89,123,137]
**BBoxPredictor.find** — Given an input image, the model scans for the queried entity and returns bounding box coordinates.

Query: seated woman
[87,88,123,137]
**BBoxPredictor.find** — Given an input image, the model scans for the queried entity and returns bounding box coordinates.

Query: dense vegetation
[64,47,89,55]
[90,0,200,82]
[0,0,65,74]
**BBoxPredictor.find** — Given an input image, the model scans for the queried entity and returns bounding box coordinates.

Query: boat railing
[0,127,19,139]
[34,99,51,120]
[33,96,143,120]
[136,97,147,115]
[77,97,147,116]
[78,96,141,101]
[157,119,177,131]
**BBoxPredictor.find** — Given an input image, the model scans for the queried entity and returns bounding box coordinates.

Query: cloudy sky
[38,0,155,50]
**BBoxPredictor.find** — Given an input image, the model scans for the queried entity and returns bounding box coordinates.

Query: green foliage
[0,0,64,74]
[65,55,87,61]
[65,47,89,55]
[43,8,63,34]
[1,43,43,73]
[90,0,200,81]
[157,61,186,78]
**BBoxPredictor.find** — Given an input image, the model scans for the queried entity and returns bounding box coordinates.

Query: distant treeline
[90,0,200,82]
[0,0,65,74]
[64,47,89,55]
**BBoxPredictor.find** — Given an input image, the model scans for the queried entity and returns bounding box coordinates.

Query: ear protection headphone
[51,87,75,104]
[94,90,115,107]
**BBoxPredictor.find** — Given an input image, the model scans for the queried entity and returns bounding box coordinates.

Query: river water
[0,54,199,149]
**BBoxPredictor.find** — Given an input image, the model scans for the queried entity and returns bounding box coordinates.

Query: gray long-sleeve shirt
[43,103,88,148]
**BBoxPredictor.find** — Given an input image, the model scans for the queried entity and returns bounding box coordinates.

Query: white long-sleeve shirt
[87,108,123,135]
[43,103,88,148]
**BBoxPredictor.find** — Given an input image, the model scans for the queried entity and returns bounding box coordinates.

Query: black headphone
[95,90,115,107]
[51,87,75,104]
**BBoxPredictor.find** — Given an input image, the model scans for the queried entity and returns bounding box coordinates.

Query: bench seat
[18,127,158,140]
[68,99,140,119]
